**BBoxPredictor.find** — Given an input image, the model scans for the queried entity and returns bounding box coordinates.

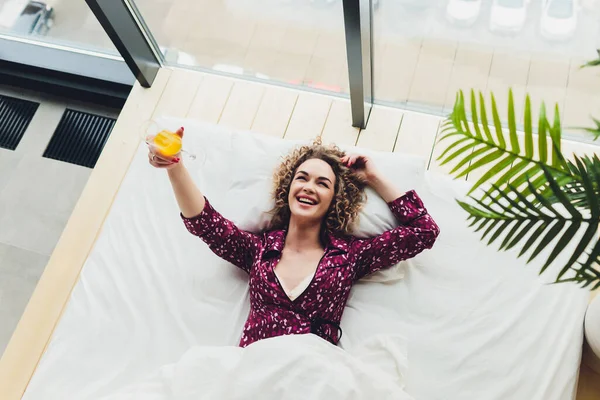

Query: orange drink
[153,130,182,157]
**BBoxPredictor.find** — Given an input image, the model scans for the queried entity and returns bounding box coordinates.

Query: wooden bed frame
[0,67,598,399]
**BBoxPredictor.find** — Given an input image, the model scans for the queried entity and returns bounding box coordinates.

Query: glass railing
[373,0,600,142]
[134,0,350,95]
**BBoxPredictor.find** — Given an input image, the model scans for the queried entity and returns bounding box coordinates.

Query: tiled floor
[0,85,119,356]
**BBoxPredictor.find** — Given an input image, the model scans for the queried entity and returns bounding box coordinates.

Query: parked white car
[540,0,578,40]
[446,0,483,26]
[490,0,530,33]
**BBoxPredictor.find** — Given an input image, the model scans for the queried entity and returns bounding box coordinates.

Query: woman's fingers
[175,126,184,138]
[343,153,371,168]
[148,153,164,168]
[343,154,355,167]
[148,143,180,162]
[343,154,370,169]
[156,152,178,164]
[148,152,179,168]
[148,152,165,165]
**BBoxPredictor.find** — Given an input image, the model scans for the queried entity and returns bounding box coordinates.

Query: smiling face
[270,142,366,235]
[287,158,337,226]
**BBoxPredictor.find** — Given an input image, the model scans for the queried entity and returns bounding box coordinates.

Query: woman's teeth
[298,197,316,205]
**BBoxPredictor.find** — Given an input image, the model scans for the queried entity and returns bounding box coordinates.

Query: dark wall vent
[43,109,116,168]
[0,94,39,150]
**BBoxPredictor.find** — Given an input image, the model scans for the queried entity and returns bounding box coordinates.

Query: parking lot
[1,0,599,139]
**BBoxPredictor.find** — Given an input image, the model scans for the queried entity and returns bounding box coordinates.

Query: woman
[148,127,440,347]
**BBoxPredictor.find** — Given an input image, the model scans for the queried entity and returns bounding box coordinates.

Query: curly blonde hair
[269,139,367,236]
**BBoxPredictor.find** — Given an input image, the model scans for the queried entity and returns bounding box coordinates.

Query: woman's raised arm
[147,127,205,218]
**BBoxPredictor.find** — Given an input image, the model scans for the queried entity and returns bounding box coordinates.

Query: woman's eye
[296,176,306,181]
[319,182,328,188]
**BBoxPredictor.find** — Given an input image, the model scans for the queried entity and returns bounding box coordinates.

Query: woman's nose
[303,183,316,193]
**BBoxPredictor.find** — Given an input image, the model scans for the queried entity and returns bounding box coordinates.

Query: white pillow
[156,117,428,282]
[224,131,428,283]
[223,131,428,236]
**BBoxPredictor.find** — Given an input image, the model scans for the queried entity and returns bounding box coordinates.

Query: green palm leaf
[545,155,600,212]
[528,220,566,266]
[549,104,569,171]
[523,95,533,158]
[472,91,493,143]
[438,86,600,288]
[581,117,600,140]
[561,246,600,290]
[437,90,572,200]
[507,90,520,154]
[537,104,548,163]
[451,146,496,176]
[519,221,550,257]
[457,163,599,288]
[478,92,495,143]
[503,220,540,251]
[490,93,506,148]
[581,49,600,68]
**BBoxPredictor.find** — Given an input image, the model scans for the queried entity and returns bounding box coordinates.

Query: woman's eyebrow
[297,170,332,184]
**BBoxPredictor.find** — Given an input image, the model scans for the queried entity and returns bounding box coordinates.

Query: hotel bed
[15,118,590,399]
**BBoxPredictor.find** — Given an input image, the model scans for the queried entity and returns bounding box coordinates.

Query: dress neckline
[270,251,326,303]
[274,270,317,301]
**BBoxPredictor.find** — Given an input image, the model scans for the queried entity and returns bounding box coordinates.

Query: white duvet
[24,118,590,400]
[99,334,411,400]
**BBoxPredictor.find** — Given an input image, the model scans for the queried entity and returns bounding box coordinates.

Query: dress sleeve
[351,190,440,281]
[181,197,261,274]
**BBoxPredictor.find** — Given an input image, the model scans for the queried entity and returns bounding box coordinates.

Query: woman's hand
[341,153,380,185]
[147,127,184,170]
[342,153,404,202]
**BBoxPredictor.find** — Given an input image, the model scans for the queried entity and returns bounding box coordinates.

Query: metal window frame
[342,0,373,129]
[0,35,133,108]
[0,34,133,85]
[85,0,162,88]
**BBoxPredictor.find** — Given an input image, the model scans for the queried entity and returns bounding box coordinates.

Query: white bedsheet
[24,120,590,400]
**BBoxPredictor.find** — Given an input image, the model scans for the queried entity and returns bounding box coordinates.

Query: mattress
[24,119,590,399]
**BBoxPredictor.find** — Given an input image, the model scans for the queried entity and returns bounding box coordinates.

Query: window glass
[373,0,600,141]
[0,0,117,54]
[134,0,349,94]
